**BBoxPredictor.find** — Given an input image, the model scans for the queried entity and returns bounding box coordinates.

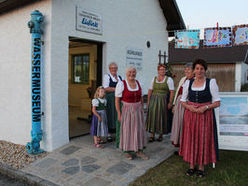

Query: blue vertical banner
[27,10,44,154]
[204,27,232,48]
[175,29,200,49]
[232,24,248,46]
[31,33,42,137]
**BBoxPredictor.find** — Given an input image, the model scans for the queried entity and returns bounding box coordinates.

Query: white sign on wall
[217,92,248,151]
[126,47,143,71]
[76,7,102,35]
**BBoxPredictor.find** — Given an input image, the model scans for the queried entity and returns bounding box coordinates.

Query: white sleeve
[115,81,124,97]
[103,74,110,88]
[92,99,99,107]
[138,80,144,96]
[167,77,175,90]
[180,80,190,102]
[104,98,107,106]
[148,77,155,90]
[210,79,220,102]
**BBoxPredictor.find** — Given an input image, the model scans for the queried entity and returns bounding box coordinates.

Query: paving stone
[62,158,79,167]
[81,164,101,173]
[60,146,81,155]
[62,166,80,175]
[81,156,97,164]
[82,177,111,186]
[35,158,57,169]
[106,161,135,175]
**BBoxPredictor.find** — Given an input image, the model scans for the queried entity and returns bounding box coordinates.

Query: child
[91,86,108,148]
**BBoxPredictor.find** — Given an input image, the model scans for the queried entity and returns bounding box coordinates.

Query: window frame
[71,53,90,84]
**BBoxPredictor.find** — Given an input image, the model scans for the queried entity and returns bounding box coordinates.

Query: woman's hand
[188,105,198,113]
[117,112,122,122]
[197,105,208,114]
[168,102,172,109]
[172,106,175,113]
[98,116,102,122]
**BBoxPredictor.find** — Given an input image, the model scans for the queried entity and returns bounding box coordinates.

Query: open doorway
[68,37,103,138]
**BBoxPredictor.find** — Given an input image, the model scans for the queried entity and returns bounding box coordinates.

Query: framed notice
[76,7,102,35]
[126,47,143,71]
[217,92,248,151]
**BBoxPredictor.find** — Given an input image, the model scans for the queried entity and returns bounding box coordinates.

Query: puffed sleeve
[115,81,124,97]
[92,99,99,107]
[180,80,190,102]
[148,77,155,90]
[103,74,110,88]
[210,79,220,102]
[167,77,175,90]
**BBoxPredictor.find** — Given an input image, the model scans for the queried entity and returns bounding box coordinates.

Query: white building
[0,0,185,151]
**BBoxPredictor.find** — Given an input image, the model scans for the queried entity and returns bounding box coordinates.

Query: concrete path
[21,135,175,186]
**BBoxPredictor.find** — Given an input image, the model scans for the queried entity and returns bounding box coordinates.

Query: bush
[241,83,248,92]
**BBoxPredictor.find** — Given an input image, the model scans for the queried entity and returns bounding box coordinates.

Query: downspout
[26,10,44,154]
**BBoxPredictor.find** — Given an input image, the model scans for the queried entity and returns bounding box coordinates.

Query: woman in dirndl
[146,64,174,142]
[179,59,220,177]
[115,67,148,160]
[103,62,122,142]
[170,63,194,147]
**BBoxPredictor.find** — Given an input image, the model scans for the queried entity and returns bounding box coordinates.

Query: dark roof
[168,40,248,64]
[159,0,186,36]
[0,0,37,14]
[0,0,185,35]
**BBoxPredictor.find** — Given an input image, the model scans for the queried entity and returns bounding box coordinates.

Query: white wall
[235,62,242,91]
[0,0,53,150]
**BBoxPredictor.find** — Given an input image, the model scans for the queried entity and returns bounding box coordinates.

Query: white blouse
[103,74,122,88]
[180,78,220,103]
[92,98,107,107]
[115,80,143,97]
[148,76,174,90]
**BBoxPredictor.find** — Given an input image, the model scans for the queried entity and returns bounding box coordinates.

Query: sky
[176,0,247,37]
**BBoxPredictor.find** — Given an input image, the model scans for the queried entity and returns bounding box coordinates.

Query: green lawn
[131,150,248,186]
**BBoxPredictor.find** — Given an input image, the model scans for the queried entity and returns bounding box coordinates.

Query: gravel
[0,140,48,170]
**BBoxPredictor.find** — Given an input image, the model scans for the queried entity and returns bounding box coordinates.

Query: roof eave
[159,0,186,37]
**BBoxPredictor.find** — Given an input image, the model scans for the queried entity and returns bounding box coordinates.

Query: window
[71,54,90,84]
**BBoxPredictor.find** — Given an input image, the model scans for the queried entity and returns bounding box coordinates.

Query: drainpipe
[26,10,44,154]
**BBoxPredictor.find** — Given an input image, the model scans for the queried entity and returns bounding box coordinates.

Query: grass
[130,150,248,186]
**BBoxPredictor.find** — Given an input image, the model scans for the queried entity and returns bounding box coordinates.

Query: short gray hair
[185,62,193,69]
[125,66,136,73]
[108,62,118,68]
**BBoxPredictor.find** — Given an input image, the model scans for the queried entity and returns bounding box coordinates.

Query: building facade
[0,0,184,151]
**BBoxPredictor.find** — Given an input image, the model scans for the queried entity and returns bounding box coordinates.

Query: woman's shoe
[136,152,149,160]
[186,168,195,176]
[196,170,205,178]
[94,143,104,148]
[107,136,113,142]
[149,137,155,142]
[124,153,133,160]
[157,135,163,142]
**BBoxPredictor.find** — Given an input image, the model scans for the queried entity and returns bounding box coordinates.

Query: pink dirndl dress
[119,80,147,152]
[179,78,217,165]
